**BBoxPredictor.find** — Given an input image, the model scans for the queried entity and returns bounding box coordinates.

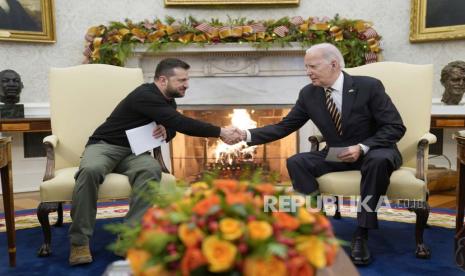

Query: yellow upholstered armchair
[37,64,176,256]
[309,62,435,259]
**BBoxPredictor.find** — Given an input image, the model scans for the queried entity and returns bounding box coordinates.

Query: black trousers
[286,147,401,229]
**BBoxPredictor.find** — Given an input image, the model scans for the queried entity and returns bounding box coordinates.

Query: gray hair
[306,43,345,68]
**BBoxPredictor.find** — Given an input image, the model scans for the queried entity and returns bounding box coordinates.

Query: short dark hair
[154,58,190,80]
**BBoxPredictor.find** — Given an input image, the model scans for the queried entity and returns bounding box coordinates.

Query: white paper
[125,122,164,155]
[325,147,349,162]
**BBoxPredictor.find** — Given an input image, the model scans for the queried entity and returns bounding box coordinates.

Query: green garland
[83,15,381,68]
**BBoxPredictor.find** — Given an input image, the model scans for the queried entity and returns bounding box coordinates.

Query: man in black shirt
[68,58,240,265]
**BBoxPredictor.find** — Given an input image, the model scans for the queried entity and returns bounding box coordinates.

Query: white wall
[1,0,464,192]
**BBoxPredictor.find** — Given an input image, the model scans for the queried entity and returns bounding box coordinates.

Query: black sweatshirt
[87,83,221,148]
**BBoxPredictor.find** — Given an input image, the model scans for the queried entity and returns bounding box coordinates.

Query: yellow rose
[202,236,237,272]
[247,221,272,241]
[296,235,326,268]
[178,223,204,247]
[244,256,287,276]
[191,181,209,191]
[297,207,316,224]
[219,218,244,241]
[126,249,151,276]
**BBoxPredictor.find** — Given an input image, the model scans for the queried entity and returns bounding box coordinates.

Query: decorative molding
[128,43,305,78]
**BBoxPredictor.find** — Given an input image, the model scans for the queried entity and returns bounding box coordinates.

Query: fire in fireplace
[170,106,297,183]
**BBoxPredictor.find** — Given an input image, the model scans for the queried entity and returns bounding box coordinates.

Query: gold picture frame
[410,0,465,42]
[165,0,299,5]
[0,0,56,43]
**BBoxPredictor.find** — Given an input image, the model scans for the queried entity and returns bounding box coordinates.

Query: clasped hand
[220,127,246,145]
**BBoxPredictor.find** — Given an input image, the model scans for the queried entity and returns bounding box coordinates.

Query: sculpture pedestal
[0,104,24,118]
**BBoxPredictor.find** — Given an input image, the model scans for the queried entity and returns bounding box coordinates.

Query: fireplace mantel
[131,42,306,55]
[126,42,307,78]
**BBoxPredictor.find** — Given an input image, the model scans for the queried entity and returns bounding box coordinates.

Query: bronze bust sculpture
[0,69,23,104]
[0,69,24,118]
[441,61,465,105]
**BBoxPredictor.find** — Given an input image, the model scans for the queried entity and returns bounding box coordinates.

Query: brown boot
[69,244,93,266]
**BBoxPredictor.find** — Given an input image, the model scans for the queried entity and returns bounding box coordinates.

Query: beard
[165,85,185,98]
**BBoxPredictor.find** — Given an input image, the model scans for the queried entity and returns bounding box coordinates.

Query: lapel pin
[348,89,356,93]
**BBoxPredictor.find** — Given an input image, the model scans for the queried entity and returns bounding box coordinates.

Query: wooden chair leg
[412,202,431,259]
[37,202,60,257]
[55,202,63,227]
[333,196,342,220]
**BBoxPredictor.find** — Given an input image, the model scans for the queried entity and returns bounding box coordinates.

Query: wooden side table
[0,136,15,267]
[454,131,465,270]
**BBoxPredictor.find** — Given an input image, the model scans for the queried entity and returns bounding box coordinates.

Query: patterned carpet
[0,202,456,232]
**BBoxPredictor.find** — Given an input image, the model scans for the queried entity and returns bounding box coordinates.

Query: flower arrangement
[117,177,339,276]
[83,15,381,68]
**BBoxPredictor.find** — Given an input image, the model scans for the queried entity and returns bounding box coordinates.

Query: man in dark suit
[68,58,239,266]
[229,43,406,265]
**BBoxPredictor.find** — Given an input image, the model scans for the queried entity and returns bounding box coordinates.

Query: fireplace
[171,106,296,182]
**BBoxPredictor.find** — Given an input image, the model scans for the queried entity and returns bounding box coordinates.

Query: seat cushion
[40,167,176,202]
[317,167,426,201]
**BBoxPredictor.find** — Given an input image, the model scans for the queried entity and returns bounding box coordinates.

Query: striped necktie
[325,87,343,136]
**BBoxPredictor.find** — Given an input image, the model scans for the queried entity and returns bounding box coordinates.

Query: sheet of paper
[325,147,349,162]
[125,122,164,155]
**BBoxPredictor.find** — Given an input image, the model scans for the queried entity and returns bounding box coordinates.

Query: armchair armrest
[308,134,325,152]
[43,135,58,148]
[416,132,437,181]
[42,135,58,181]
[153,147,171,174]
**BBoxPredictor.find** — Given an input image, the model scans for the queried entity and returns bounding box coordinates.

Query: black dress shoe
[350,236,372,265]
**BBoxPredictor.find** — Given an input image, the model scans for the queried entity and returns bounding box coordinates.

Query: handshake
[220,127,247,145]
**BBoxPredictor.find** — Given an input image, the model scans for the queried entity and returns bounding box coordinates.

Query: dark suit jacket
[249,71,406,154]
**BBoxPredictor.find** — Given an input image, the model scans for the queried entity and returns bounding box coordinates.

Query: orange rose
[219,218,244,240]
[244,256,287,276]
[273,212,300,231]
[226,191,253,205]
[127,248,151,275]
[202,236,237,272]
[254,183,276,195]
[213,179,240,193]
[192,195,220,216]
[288,255,314,276]
[181,247,207,276]
[247,221,273,241]
[178,223,204,247]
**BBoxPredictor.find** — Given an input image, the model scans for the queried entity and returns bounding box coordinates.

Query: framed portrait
[0,0,56,43]
[165,0,299,5]
[410,0,465,42]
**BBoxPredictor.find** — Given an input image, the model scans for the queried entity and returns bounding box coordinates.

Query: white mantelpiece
[126,43,309,106]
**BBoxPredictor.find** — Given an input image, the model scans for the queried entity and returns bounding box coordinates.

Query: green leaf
[142,232,176,256]
[229,204,248,217]
[167,212,190,224]
[267,242,287,258]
